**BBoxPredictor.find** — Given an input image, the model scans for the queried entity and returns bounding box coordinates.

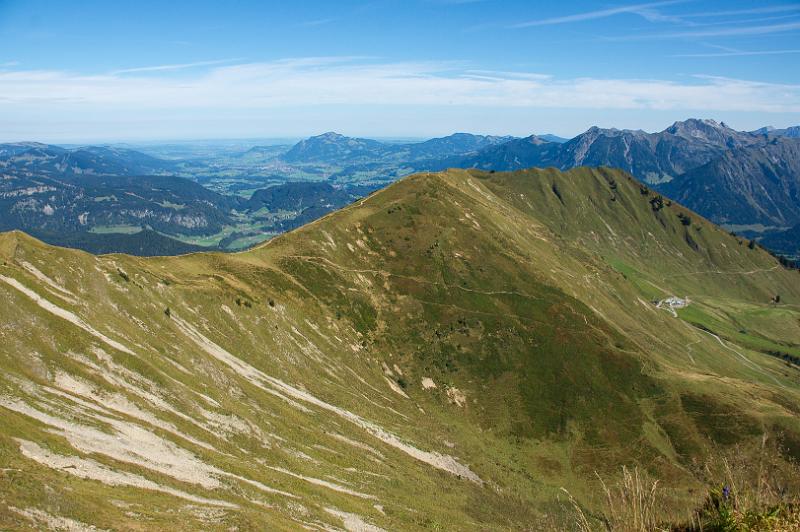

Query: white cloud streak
[298,18,337,27]
[613,20,800,39]
[111,58,243,75]
[510,0,685,28]
[0,57,798,115]
[682,5,800,18]
[673,49,800,58]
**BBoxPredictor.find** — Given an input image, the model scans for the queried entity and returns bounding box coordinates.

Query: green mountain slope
[1,167,799,530]
[25,228,209,256]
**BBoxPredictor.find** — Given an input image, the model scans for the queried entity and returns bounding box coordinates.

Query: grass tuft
[597,467,666,532]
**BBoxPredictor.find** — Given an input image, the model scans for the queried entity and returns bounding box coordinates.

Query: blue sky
[1,0,799,141]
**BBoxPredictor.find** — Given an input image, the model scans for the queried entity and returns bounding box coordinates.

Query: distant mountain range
[281,131,515,166]
[428,119,800,256]
[751,125,800,138]
[0,144,239,254]
[268,123,800,244]
[450,119,765,182]
[2,121,799,257]
[0,142,176,175]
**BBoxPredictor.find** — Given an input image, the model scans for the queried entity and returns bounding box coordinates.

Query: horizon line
[1,119,795,146]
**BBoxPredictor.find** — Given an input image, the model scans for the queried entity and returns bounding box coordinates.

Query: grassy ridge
[0,167,799,529]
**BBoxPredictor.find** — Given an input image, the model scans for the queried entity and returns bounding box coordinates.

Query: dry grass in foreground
[561,435,800,531]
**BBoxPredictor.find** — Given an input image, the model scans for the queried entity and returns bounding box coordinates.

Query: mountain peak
[311,131,348,141]
[752,126,776,135]
[523,134,552,145]
[751,125,800,138]
[666,118,733,133]
[538,133,569,143]
[581,126,647,138]
[281,131,388,163]
[664,118,747,147]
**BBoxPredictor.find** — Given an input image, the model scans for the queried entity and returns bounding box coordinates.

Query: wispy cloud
[299,18,337,27]
[610,20,800,39]
[511,2,800,38]
[673,48,800,58]
[0,61,19,68]
[0,57,798,114]
[463,69,552,81]
[111,58,242,75]
[510,0,685,28]
[686,13,800,28]
[700,43,741,53]
[629,7,686,24]
[682,4,800,18]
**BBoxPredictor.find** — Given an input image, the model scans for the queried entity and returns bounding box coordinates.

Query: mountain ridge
[752,125,800,138]
[279,131,516,166]
[449,119,800,240]
[1,166,799,529]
